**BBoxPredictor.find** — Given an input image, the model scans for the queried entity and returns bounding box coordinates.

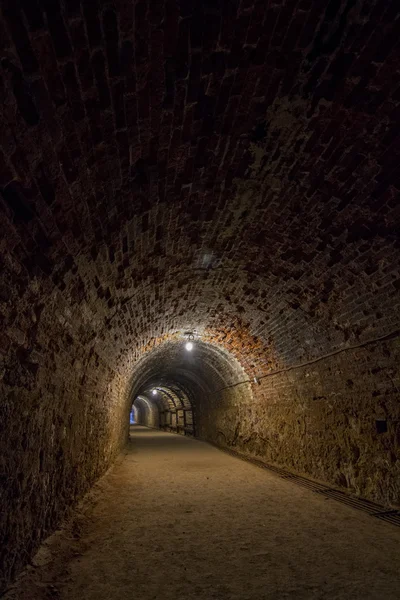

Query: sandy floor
[6,425,400,599]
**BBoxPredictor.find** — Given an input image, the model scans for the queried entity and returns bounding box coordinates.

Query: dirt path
[6,426,400,599]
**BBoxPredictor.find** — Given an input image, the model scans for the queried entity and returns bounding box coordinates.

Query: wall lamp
[184,331,195,351]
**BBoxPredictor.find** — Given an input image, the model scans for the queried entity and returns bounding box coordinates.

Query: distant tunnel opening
[133,383,194,435]
[129,337,253,443]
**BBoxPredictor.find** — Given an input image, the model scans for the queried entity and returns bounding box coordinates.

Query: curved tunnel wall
[134,396,160,429]
[1,0,400,593]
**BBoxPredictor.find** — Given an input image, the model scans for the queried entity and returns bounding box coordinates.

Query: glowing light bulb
[152,389,157,395]
[185,342,193,351]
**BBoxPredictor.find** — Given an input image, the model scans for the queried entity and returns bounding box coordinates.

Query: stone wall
[197,334,400,507]
[0,277,130,591]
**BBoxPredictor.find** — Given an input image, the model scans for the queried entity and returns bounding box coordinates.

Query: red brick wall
[198,335,400,506]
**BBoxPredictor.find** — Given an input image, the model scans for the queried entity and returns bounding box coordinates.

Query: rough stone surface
[1,0,400,593]
[196,336,400,506]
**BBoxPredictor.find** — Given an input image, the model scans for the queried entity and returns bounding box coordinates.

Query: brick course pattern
[0,0,400,593]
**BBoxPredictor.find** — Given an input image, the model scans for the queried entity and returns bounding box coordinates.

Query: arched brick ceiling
[1,0,399,385]
[130,338,250,404]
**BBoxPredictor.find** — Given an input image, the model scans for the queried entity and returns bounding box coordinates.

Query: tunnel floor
[7,425,400,600]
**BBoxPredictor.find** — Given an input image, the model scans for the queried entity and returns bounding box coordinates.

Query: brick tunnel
[1,0,400,597]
